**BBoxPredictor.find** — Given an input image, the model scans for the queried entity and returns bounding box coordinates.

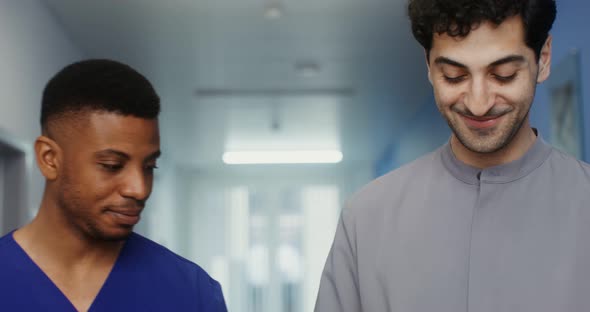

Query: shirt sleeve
[314,203,362,312]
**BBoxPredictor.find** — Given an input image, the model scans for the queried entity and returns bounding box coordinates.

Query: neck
[13,194,123,270]
[451,120,537,169]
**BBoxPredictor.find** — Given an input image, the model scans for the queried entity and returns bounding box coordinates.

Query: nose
[464,77,495,116]
[120,167,151,202]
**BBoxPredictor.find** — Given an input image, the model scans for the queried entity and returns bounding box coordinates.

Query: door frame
[0,128,32,235]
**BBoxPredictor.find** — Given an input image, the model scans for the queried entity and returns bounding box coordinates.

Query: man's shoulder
[127,233,193,265]
[0,231,21,263]
[124,233,225,305]
[127,233,212,277]
[0,231,15,249]
[356,148,441,196]
[344,147,444,218]
[127,234,219,286]
[545,147,590,182]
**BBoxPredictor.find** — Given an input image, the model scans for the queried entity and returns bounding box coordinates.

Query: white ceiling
[44,0,432,169]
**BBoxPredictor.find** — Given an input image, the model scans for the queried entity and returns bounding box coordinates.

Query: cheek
[433,84,461,109]
[92,176,121,201]
[92,185,115,202]
[73,170,118,203]
[496,83,535,106]
[496,69,537,100]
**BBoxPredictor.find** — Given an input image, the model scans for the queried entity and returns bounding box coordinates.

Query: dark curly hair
[408,0,556,61]
[41,59,160,132]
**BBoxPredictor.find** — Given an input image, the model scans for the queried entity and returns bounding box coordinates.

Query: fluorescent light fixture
[223,150,343,165]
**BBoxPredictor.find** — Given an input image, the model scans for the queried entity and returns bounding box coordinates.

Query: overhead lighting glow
[223,150,343,165]
[295,61,320,78]
[264,4,283,19]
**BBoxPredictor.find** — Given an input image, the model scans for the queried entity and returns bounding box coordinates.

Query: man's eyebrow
[94,149,130,160]
[94,149,161,161]
[434,57,467,69]
[434,55,526,69]
[488,55,526,67]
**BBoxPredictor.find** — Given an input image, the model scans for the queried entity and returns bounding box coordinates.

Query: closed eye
[443,75,467,84]
[99,163,123,172]
[493,73,517,83]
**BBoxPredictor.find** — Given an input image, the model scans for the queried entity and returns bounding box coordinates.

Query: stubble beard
[440,86,535,154]
[446,108,530,154]
[441,71,538,154]
[57,173,130,243]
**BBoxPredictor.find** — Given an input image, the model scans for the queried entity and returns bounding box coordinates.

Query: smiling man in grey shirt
[315,0,590,311]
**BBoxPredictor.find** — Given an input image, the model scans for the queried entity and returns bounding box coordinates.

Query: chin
[103,228,134,242]
[449,121,503,152]
[106,233,133,242]
[86,224,134,242]
[464,141,506,154]
[458,130,514,153]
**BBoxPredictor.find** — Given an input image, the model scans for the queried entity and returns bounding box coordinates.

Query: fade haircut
[408,0,557,61]
[41,59,160,133]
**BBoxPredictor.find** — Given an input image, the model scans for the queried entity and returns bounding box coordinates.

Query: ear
[536,35,552,83]
[35,135,61,181]
[425,50,433,85]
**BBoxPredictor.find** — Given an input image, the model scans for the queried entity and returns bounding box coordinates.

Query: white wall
[139,157,182,253]
[0,0,83,219]
[0,0,83,142]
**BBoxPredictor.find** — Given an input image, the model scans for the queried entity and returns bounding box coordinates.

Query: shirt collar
[440,130,553,185]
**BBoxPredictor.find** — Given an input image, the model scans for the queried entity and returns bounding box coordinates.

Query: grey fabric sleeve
[314,204,362,312]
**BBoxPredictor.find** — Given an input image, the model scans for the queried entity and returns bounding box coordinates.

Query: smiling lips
[460,114,504,129]
[106,209,141,226]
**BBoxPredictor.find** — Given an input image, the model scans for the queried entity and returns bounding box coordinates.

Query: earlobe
[537,35,552,83]
[35,136,61,180]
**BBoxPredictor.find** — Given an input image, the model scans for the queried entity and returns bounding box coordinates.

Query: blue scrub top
[0,231,227,311]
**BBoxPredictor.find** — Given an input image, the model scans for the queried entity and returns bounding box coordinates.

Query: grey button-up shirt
[315,136,590,311]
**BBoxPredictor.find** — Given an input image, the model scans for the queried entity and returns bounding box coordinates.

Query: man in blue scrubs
[0,59,227,311]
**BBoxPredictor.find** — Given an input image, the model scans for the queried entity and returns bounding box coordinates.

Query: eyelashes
[442,73,518,84]
[492,73,517,83]
[443,75,467,84]
[100,163,123,172]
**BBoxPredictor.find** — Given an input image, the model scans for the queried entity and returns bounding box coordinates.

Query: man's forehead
[430,16,530,67]
[94,148,161,161]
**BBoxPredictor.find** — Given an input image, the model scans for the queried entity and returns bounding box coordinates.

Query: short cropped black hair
[408,0,557,61]
[41,59,160,131]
